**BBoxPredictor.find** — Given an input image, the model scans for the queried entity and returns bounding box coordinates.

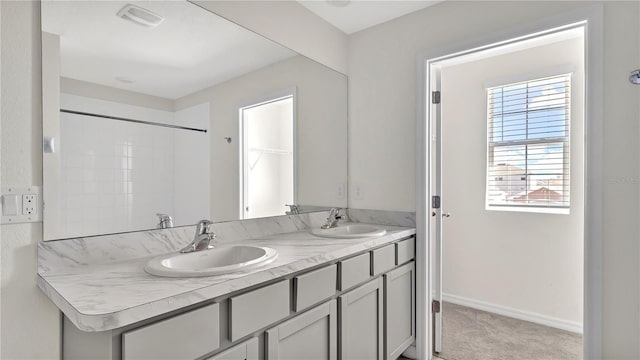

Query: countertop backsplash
[347,208,416,227]
[37,209,416,273]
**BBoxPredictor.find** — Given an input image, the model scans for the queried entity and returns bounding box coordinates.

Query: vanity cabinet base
[62,236,416,360]
[207,338,259,360]
[266,300,337,360]
[384,261,416,360]
[339,278,384,360]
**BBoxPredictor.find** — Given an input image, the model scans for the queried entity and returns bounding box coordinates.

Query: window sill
[485,205,570,215]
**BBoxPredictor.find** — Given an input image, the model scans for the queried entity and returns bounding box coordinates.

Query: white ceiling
[297,0,443,34]
[42,1,296,99]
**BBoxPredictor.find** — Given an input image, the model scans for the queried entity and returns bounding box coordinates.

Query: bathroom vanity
[36,1,416,359]
[38,213,416,360]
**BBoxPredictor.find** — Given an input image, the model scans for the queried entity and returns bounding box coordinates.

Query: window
[486,74,571,212]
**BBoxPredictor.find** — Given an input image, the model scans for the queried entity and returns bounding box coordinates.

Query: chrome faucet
[321,208,343,229]
[156,213,174,229]
[180,220,216,253]
[286,204,300,215]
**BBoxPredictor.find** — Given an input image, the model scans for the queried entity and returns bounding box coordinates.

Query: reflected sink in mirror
[145,245,278,278]
[310,224,387,239]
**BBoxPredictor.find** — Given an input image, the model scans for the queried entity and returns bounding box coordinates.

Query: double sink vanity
[145,221,386,278]
[38,210,417,360]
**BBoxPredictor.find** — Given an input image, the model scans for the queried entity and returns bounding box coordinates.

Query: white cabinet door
[339,278,384,360]
[384,261,415,360]
[265,300,337,360]
[207,338,259,360]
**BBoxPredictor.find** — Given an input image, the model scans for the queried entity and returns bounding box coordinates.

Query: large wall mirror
[41,0,347,241]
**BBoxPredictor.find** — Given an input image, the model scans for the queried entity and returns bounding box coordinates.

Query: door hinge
[432,91,441,104]
[432,195,441,209]
[432,300,441,313]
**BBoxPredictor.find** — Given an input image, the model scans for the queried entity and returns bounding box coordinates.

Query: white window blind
[486,74,571,211]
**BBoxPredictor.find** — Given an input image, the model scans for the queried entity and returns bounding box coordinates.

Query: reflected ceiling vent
[117,4,164,28]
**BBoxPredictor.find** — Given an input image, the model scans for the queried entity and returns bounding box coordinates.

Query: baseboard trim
[442,293,583,334]
[401,345,417,359]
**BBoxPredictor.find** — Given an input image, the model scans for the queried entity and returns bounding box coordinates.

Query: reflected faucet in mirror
[156,213,174,229]
[180,220,216,253]
[285,204,300,215]
[321,208,344,229]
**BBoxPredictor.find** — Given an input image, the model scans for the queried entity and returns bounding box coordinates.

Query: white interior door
[432,69,443,355]
[240,95,294,220]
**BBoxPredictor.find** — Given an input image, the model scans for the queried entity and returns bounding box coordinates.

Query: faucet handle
[328,207,344,218]
[196,219,214,234]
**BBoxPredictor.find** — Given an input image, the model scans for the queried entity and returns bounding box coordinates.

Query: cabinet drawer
[371,244,395,276]
[294,265,337,311]
[339,252,371,291]
[229,280,290,341]
[396,238,415,265]
[122,303,220,360]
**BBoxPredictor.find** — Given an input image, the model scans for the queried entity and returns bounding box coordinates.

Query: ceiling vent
[117,4,164,28]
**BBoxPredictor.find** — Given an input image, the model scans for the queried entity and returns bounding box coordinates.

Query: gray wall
[175,55,348,221]
[1,1,61,359]
[348,1,639,357]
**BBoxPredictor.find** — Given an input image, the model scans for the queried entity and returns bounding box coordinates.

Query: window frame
[485,73,572,214]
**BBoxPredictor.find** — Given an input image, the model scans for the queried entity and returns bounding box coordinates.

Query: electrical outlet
[1,186,42,224]
[336,183,345,199]
[23,194,37,215]
[354,184,363,200]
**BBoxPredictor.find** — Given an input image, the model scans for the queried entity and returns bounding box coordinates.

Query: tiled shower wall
[56,94,209,238]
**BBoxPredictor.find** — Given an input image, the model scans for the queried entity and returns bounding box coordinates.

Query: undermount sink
[310,224,387,239]
[144,245,278,278]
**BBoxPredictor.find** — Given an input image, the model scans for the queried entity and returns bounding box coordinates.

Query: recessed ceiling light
[326,0,351,7]
[115,76,135,84]
[117,4,164,28]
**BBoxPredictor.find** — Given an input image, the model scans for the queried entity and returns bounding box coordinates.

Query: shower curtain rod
[60,109,208,133]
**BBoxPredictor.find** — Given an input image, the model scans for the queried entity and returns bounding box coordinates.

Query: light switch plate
[2,195,19,216]
[1,186,42,224]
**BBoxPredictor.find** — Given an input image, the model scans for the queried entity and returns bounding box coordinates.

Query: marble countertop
[38,225,415,332]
